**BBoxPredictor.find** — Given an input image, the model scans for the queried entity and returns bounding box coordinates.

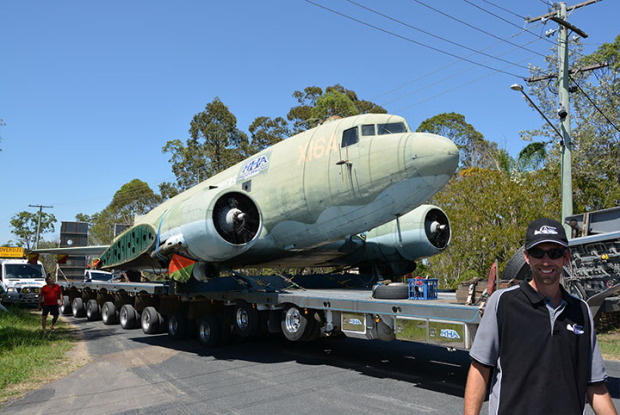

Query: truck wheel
[233,301,259,339]
[168,310,189,339]
[86,299,100,321]
[60,296,72,315]
[501,247,531,281]
[372,283,409,300]
[120,304,139,329]
[281,305,309,342]
[141,306,161,334]
[72,298,85,318]
[197,314,221,347]
[102,301,118,325]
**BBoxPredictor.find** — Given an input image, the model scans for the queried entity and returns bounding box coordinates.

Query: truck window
[342,127,359,147]
[378,122,407,135]
[4,263,44,279]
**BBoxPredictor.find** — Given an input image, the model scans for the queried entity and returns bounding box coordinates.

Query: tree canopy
[80,179,161,244]
[10,211,57,250]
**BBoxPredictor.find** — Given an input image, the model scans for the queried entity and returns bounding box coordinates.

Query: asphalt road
[2,316,620,415]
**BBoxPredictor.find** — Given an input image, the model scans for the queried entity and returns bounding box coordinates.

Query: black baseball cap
[525,218,569,250]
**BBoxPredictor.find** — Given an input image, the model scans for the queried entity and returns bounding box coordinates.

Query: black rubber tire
[168,310,189,339]
[141,306,160,334]
[86,299,100,321]
[372,283,409,300]
[120,304,139,329]
[197,314,221,347]
[102,301,118,325]
[60,295,72,315]
[281,305,310,342]
[233,301,259,339]
[501,247,531,281]
[303,311,322,342]
[72,297,85,318]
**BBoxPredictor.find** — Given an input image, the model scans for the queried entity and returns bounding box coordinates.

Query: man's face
[46,276,53,285]
[524,242,570,287]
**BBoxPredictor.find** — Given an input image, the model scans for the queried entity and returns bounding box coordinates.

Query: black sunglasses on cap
[527,246,567,260]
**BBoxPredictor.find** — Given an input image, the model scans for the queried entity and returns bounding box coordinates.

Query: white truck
[0,252,47,306]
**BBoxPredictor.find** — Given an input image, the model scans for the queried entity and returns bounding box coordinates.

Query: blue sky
[1,0,618,245]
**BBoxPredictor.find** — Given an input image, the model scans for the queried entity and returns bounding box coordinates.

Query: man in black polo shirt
[464,218,617,415]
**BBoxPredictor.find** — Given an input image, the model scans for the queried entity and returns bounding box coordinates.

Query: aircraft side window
[342,127,359,147]
[361,124,375,136]
[378,122,407,135]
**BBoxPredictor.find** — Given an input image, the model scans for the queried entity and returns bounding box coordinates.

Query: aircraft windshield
[378,122,407,135]
[4,263,44,279]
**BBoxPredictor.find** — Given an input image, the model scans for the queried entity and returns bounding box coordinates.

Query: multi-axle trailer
[58,275,481,351]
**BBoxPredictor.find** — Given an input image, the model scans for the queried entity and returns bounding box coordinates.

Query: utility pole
[525,0,600,236]
[29,204,53,249]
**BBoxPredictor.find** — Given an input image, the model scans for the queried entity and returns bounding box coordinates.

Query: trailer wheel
[168,310,190,339]
[233,301,259,339]
[372,283,409,300]
[198,314,221,347]
[281,305,309,342]
[71,298,85,318]
[142,306,161,334]
[60,296,72,315]
[501,247,531,281]
[102,301,118,325]
[303,312,322,342]
[120,304,139,329]
[86,299,100,321]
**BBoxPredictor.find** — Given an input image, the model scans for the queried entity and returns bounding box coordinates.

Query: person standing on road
[38,275,62,332]
[464,218,617,415]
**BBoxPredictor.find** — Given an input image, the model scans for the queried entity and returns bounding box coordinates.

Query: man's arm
[588,382,617,415]
[464,360,492,415]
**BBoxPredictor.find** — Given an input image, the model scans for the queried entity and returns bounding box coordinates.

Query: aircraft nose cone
[407,133,459,180]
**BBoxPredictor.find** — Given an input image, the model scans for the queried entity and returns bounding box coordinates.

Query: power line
[479,0,526,20]
[304,0,526,78]
[570,75,620,135]
[346,0,530,70]
[383,37,542,106]
[372,21,546,102]
[462,0,556,46]
[412,0,550,56]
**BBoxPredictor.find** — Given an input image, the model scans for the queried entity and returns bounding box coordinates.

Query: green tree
[524,35,620,213]
[426,167,560,288]
[244,116,290,156]
[416,112,498,170]
[311,90,359,121]
[87,179,161,244]
[287,84,386,133]
[10,211,57,251]
[161,98,249,195]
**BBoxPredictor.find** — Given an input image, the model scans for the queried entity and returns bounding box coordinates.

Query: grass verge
[0,305,87,405]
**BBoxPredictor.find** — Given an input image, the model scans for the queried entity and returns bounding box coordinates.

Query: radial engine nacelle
[340,205,451,277]
[98,190,262,270]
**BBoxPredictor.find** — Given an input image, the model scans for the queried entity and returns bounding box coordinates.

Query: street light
[510,83,573,236]
[510,84,563,140]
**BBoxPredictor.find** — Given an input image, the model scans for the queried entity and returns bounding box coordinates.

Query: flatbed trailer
[58,275,482,351]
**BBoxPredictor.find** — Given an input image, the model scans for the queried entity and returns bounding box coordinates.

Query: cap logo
[534,225,559,236]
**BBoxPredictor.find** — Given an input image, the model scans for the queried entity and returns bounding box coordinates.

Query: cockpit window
[342,127,359,147]
[361,124,375,136]
[378,122,407,135]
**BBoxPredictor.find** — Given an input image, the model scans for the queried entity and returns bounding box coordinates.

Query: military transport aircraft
[36,113,459,279]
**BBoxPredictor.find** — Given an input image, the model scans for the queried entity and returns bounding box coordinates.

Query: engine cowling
[162,190,262,262]
[361,204,451,275]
